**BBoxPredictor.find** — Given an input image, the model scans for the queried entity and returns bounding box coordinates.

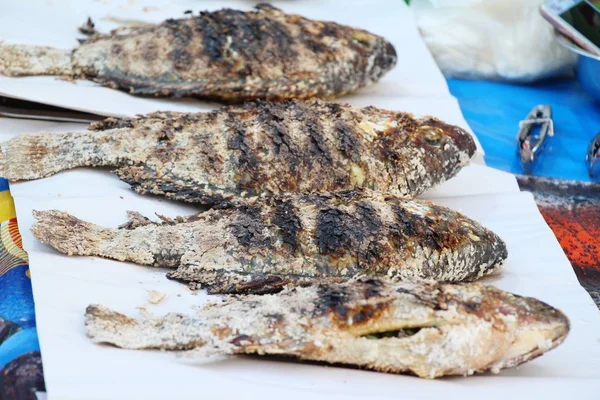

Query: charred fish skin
[84,279,569,379]
[31,190,507,294]
[0,4,397,102]
[0,100,476,201]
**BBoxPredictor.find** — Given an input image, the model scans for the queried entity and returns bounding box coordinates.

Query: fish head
[376,115,476,196]
[347,29,397,82]
[391,198,508,281]
[466,285,571,373]
[416,117,476,168]
[312,280,569,378]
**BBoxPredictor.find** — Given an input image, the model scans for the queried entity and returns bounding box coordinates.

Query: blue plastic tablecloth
[448,78,600,182]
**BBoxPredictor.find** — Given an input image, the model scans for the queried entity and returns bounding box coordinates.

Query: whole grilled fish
[0,4,397,102]
[0,100,476,203]
[85,278,569,378]
[31,190,507,294]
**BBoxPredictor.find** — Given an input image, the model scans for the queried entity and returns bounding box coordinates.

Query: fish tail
[31,210,108,257]
[0,131,102,181]
[85,304,146,349]
[0,41,73,77]
[85,304,215,351]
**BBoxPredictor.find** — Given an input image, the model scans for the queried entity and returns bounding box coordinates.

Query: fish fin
[88,112,186,132]
[31,210,108,256]
[86,304,214,351]
[145,111,189,120]
[155,213,177,225]
[176,339,312,361]
[168,268,291,295]
[118,211,155,229]
[117,211,199,230]
[85,304,151,349]
[115,165,234,206]
[88,117,136,131]
[255,3,284,15]
[0,131,97,181]
[0,41,73,77]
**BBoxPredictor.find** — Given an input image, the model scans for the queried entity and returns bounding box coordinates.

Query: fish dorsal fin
[118,211,155,230]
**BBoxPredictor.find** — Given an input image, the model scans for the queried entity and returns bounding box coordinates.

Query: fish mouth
[483,294,570,374]
[419,204,508,281]
[424,233,507,282]
[463,229,508,280]
[485,319,569,373]
[446,124,477,162]
[368,39,397,79]
[380,41,397,71]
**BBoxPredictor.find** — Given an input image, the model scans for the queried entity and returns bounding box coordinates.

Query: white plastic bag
[413,0,577,81]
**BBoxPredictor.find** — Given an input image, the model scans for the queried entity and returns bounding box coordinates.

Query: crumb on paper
[142,6,160,13]
[135,304,152,318]
[177,293,181,297]
[147,289,166,304]
[119,196,124,199]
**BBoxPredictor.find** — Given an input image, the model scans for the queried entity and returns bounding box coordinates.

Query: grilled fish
[85,278,569,378]
[0,4,397,102]
[0,100,476,203]
[31,190,507,294]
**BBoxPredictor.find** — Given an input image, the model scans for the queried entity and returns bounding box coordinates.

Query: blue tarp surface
[448,78,600,182]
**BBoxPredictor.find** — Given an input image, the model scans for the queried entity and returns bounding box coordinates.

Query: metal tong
[517,105,553,174]
[0,96,103,123]
[586,132,600,180]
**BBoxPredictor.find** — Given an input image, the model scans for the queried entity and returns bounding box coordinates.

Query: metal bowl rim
[556,33,600,61]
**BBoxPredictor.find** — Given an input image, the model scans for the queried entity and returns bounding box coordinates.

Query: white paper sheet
[1,1,599,399]
[2,115,600,399]
[0,0,450,112]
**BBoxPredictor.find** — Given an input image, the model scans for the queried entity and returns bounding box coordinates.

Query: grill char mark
[271,200,302,255]
[314,280,393,327]
[228,205,272,249]
[315,200,384,264]
[225,113,264,192]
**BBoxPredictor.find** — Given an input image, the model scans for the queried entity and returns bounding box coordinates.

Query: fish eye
[417,126,444,145]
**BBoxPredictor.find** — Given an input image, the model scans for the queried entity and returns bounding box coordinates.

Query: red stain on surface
[517,176,600,307]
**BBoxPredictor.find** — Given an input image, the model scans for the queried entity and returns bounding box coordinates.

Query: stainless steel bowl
[557,34,600,102]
